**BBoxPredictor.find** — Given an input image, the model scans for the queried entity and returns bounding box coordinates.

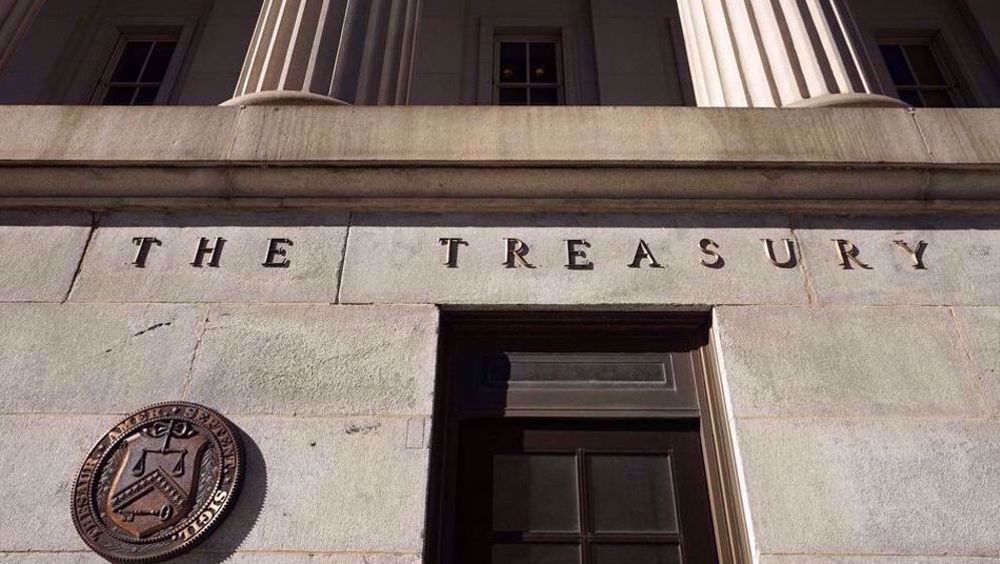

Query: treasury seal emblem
[71,402,244,562]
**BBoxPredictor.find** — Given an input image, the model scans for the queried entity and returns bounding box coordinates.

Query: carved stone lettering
[131,237,162,268]
[627,239,663,269]
[503,238,536,269]
[762,238,798,268]
[191,237,226,268]
[566,239,594,270]
[439,238,469,268]
[893,240,929,270]
[699,238,724,269]
[833,239,872,270]
[262,238,293,268]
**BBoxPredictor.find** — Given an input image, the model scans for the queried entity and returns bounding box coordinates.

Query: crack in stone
[131,321,172,338]
[101,321,175,355]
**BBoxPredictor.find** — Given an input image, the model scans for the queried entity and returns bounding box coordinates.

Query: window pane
[587,455,678,533]
[904,44,945,86]
[499,42,527,83]
[111,41,153,82]
[530,87,559,106]
[591,544,682,564]
[529,42,558,84]
[102,86,136,105]
[879,44,915,86]
[141,41,177,82]
[921,90,954,108]
[492,544,580,564]
[494,454,579,532]
[133,86,160,105]
[499,87,528,105]
[897,89,923,107]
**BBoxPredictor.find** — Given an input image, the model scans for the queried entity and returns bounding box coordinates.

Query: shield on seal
[105,419,209,539]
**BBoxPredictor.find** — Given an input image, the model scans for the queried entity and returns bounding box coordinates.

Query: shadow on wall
[173,427,268,564]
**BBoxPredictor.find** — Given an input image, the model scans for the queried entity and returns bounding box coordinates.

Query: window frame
[92,31,183,106]
[492,34,565,106]
[42,7,206,105]
[425,312,751,564]
[477,18,582,106]
[874,31,968,108]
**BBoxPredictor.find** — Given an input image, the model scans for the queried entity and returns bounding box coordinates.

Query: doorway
[426,312,748,564]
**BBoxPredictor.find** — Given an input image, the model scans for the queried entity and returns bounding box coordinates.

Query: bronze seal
[71,402,244,562]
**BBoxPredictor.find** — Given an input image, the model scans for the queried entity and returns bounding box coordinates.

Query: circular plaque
[71,402,244,562]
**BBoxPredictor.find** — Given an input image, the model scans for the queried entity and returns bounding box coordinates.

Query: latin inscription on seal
[72,402,244,562]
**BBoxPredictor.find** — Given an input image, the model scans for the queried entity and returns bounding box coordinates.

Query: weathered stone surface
[0,212,91,302]
[0,106,238,163]
[0,553,422,563]
[230,106,928,165]
[794,216,1000,305]
[340,214,809,305]
[200,416,429,553]
[0,414,118,551]
[759,557,1000,564]
[714,306,987,418]
[186,305,438,416]
[952,307,1000,416]
[915,108,1000,165]
[0,304,202,413]
[736,418,1000,557]
[71,212,348,303]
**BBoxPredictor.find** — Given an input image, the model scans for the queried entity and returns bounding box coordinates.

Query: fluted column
[677,0,905,108]
[225,0,420,106]
[0,0,45,72]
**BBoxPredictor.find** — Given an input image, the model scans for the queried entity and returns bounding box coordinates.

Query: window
[878,38,961,107]
[428,313,750,564]
[94,34,179,105]
[494,36,563,105]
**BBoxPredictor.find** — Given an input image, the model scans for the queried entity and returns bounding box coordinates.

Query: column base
[220,91,349,107]
[786,93,910,109]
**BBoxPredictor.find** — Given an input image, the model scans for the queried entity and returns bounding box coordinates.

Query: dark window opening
[878,39,960,107]
[495,37,563,106]
[97,35,179,106]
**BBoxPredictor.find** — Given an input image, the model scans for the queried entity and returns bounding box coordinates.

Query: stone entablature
[0,106,998,207]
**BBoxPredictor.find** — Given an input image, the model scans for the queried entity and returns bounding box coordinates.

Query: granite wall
[1,210,998,562]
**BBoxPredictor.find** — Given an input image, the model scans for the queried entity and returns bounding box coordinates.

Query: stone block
[0,414,118,551]
[0,106,238,163]
[793,216,1000,305]
[759,557,1000,564]
[339,213,809,305]
[735,418,1000,557]
[71,212,348,303]
[714,306,987,418]
[952,307,1000,416]
[0,554,422,563]
[228,106,927,166]
[200,416,429,553]
[0,304,202,413]
[0,212,91,302]
[914,109,1000,165]
[186,305,438,416]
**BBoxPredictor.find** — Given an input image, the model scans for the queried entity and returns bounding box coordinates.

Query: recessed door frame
[424,311,751,564]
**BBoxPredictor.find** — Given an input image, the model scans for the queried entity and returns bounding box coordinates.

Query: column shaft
[677,0,904,107]
[227,0,420,106]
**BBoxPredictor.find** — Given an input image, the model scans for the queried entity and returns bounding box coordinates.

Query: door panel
[456,420,718,564]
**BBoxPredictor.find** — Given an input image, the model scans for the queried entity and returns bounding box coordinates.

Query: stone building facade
[1,0,1000,563]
